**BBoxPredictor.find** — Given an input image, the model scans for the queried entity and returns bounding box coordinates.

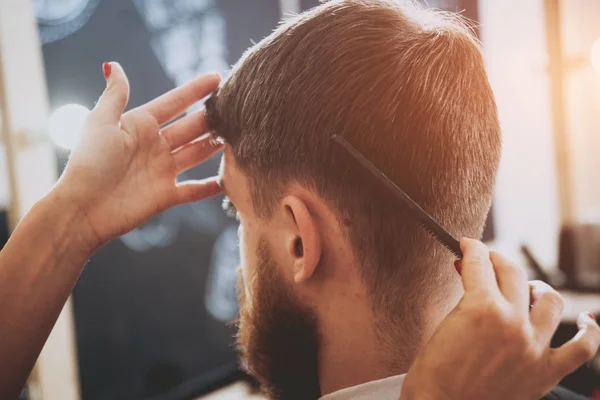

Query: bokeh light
[591,37,600,73]
[48,103,89,150]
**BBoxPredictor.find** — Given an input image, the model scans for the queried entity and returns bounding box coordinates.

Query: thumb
[91,62,130,124]
[459,237,498,294]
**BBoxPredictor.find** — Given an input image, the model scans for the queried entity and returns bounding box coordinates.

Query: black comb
[331,134,463,259]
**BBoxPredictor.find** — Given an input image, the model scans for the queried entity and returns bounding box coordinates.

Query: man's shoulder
[541,386,588,400]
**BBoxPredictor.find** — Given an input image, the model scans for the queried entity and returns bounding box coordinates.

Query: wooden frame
[544,0,574,224]
[0,1,80,399]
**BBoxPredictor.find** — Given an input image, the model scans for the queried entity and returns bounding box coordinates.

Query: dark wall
[300,0,321,10]
[0,212,8,251]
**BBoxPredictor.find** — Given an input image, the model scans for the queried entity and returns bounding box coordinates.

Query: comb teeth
[331,134,463,260]
[421,224,463,259]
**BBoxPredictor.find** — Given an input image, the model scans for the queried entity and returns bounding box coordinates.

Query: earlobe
[282,196,321,284]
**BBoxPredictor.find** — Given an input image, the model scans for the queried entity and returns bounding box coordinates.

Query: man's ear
[281,196,322,284]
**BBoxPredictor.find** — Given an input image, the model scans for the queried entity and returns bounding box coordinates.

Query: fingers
[490,251,529,311]
[139,73,220,126]
[550,312,600,380]
[162,109,209,151]
[91,62,130,124]
[176,177,223,204]
[529,280,564,344]
[459,238,498,294]
[172,135,224,174]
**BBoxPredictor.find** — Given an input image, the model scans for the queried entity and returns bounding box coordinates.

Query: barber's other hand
[400,238,600,400]
[55,62,224,250]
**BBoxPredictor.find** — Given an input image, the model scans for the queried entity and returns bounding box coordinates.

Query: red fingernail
[103,62,112,80]
[454,260,462,275]
[588,312,596,321]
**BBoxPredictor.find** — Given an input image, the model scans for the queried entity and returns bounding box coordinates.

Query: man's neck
[317,280,463,396]
[318,316,394,396]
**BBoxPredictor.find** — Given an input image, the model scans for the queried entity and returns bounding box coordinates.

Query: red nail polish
[454,260,462,275]
[103,62,112,80]
[588,312,596,321]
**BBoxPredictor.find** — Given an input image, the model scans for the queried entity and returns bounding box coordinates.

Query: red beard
[236,237,321,400]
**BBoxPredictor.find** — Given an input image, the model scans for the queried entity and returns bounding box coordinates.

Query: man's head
[208,0,501,398]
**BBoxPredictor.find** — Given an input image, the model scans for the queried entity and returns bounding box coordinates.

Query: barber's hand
[400,238,600,400]
[55,62,224,250]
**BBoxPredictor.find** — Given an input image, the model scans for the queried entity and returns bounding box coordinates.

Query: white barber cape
[319,374,406,400]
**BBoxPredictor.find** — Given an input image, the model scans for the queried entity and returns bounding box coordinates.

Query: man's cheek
[238,227,253,301]
[240,263,251,303]
[238,226,247,269]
